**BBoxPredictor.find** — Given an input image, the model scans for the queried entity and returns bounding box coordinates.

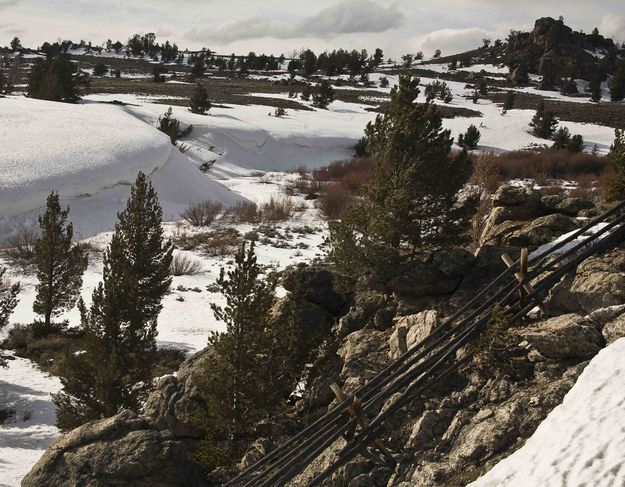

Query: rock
[281,263,349,315]
[602,313,625,344]
[389,325,408,360]
[520,313,604,359]
[395,310,440,350]
[270,294,331,337]
[338,329,388,388]
[547,248,625,315]
[492,184,541,210]
[239,438,272,470]
[144,347,213,448]
[22,410,205,487]
[541,194,595,217]
[480,218,526,247]
[336,290,392,337]
[508,213,579,248]
[374,306,397,330]
[387,249,475,297]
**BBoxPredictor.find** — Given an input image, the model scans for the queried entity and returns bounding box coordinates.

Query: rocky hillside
[22,186,625,487]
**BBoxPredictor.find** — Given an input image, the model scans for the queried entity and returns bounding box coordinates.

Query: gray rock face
[547,248,625,315]
[492,185,542,210]
[520,313,604,359]
[482,213,579,248]
[144,348,214,447]
[541,194,595,217]
[338,329,389,393]
[603,313,625,345]
[22,410,206,487]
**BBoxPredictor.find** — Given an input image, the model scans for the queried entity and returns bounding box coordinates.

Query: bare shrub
[597,164,616,202]
[261,196,295,222]
[181,201,223,227]
[312,158,374,184]
[202,228,242,256]
[471,152,502,193]
[317,184,353,220]
[495,150,606,180]
[170,252,203,276]
[2,226,39,265]
[224,202,261,224]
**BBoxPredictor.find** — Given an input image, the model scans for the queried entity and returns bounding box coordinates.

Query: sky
[1,0,624,58]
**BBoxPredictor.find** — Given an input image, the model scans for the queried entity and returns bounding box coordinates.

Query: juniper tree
[606,129,625,202]
[609,59,625,102]
[53,172,173,430]
[33,192,87,329]
[327,75,477,278]
[28,55,89,103]
[458,125,481,150]
[589,73,602,102]
[189,83,211,114]
[552,127,572,150]
[196,242,303,469]
[530,101,558,139]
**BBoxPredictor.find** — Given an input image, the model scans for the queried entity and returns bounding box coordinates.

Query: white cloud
[406,27,498,57]
[598,13,625,41]
[185,0,403,43]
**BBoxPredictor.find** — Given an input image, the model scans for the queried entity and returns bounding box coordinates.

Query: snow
[0,354,61,487]
[530,223,611,259]
[0,96,242,238]
[470,338,625,487]
[420,62,509,75]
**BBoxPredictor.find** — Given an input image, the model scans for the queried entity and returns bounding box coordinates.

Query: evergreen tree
[313,80,335,109]
[157,107,193,144]
[53,173,173,430]
[0,268,20,368]
[300,49,317,77]
[93,63,108,76]
[372,48,384,67]
[458,125,481,150]
[567,134,585,153]
[552,127,571,150]
[189,83,211,114]
[152,63,166,82]
[589,73,602,102]
[327,75,477,277]
[196,242,303,469]
[28,55,89,103]
[606,129,625,202]
[502,90,515,112]
[401,54,413,68]
[191,58,206,79]
[33,192,87,329]
[530,101,558,139]
[10,37,21,52]
[609,59,625,102]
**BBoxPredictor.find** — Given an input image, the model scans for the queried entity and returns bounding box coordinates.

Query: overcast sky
[1,0,624,58]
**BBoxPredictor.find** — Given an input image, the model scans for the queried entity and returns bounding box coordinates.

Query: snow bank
[0,97,241,238]
[0,354,61,487]
[471,338,625,487]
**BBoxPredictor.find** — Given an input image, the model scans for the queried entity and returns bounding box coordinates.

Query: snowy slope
[0,97,241,238]
[471,338,625,487]
[0,355,61,487]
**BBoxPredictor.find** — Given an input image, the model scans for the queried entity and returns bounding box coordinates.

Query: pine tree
[157,107,193,144]
[458,125,481,150]
[606,129,625,202]
[589,73,602,102]
[327,75,477,277]
[191,58,206,79]
[552,127,571,150]
[10,37,21,52]
[28,55,89,103]
[33,192,87,329]
[53,172,173,430]
[502,90,515,112]
[313,80,335,109]
[0,268,20,368]
[189,83,211,114]
[196,242,303,469]
[609,59,625,102]
[567,134,585,153]
[530,101,558,139]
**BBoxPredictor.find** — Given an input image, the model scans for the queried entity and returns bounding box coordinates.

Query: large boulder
[144,347,213,448]
[281,263,349,315]
[547,247,625,315]
[519,313,604,360]
[492,185,542,214]
[507,213,579,247]
[541,194,595,217]
[22,410,206,487]
[602,313,625,345]
[338,329,388,392]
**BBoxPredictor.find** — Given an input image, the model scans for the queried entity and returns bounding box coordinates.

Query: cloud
[0,0,19,9]
[598,13,625,41]
[406,26,508,56]
[185,0,403,43]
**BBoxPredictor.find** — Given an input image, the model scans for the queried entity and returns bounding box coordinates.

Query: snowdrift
[471,338,625,486]
[0,97,241,237]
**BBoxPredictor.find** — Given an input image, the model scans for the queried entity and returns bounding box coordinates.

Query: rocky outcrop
[547,247,625,315]
[22,410,206,487]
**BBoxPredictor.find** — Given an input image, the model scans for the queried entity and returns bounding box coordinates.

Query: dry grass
[312,158,374,187]
[316,184,354,220]
[494,150,606,180]
[181,201,223,227]
[170,252,203,276]
[225,202,262,224]
[260,196,295,222]
[471,152,502,193]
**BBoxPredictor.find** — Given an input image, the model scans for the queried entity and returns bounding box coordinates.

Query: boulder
[395,310,440,350]
[492,185,542,212]
[541,194,595,217]
[281,263,349,315]
[507,213,579,247]
[519,313,604,359]
[336,290,392,337]
[602,313,625,345]
[338,329,388,389]
[22,410,205,487]
[144,347,213,447]
[547,248,625,315]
